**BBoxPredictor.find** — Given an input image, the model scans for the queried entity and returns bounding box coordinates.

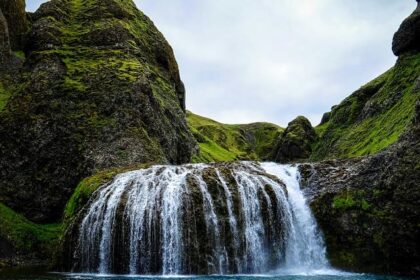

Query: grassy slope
[0,203,61,257]
[312,53,420,160]
[188,111,283,162]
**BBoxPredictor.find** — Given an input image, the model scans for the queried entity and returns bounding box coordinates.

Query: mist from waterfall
[71,162,330,275]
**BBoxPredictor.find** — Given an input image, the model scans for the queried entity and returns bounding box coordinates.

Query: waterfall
[70,162,329,275]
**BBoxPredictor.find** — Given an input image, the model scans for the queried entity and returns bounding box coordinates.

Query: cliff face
[0,0,28,50]
[0,8,10,67]
[299,104,420,275]
[392,0,420,56]
[0,0,196,222]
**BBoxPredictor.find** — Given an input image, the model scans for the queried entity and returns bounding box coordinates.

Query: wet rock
[299,116,420,275]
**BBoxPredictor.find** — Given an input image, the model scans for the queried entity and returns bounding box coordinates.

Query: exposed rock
[0,7,11,68]
[319,111,331,125]
[299,114,420,275]
[270,116,316,163]
[0,0,28,50]
[0,0,196,223]
[312,52,419,160]
[392,1,420,56]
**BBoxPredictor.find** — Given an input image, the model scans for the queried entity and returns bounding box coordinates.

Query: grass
[312,52,420,160]
[188,111,283,162]
[0,203,61,254]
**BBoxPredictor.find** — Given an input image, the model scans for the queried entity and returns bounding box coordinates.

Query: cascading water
[68,162,329,275]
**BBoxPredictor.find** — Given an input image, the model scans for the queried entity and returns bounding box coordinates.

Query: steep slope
[0,0,196,222]
[188,111,283,162]
[300,101,420,275]
[311,3,420,160]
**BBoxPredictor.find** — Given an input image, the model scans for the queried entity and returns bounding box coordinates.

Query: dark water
[0,267,418,280]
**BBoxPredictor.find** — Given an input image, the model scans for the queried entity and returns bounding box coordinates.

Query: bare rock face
[392,1,420,56]
[0,0,28,50]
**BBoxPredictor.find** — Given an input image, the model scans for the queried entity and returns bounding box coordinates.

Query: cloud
[26,0,416,126]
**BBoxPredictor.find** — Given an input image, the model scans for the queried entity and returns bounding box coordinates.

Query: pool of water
[0,267,418,280]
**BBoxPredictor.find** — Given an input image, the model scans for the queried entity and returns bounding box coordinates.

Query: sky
[26,0,416,126]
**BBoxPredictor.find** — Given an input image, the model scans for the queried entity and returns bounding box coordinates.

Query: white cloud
[27,0,416,126]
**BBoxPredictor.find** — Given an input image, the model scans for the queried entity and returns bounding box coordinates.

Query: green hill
[187,111,283,162]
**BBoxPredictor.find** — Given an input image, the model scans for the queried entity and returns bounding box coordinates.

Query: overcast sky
[26,1,416,126]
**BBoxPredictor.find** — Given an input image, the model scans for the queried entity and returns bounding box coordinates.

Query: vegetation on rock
[311,52,420,160]
[270,116,316,163]
[188,111,283,162]
[0,203,61,268]
[0,0,196,223]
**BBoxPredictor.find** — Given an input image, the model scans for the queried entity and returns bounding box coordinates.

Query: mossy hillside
[312,53,420,160]
[0,0,196,223]
[0,203,61,258]
[187,111,283,162]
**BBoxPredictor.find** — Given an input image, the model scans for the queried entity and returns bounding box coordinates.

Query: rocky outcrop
[270,116,316,163]
[299,110,420,275]
[0,0,197,222]
[312,2,420,161]
[0,8,11,67]
[392,0,420,56]
[0,0,28,50]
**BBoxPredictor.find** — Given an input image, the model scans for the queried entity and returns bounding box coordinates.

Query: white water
[260,163,329,273]
[75,162,330,275]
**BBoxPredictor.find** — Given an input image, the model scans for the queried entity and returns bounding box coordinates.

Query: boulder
[270,116,316,163]
[392,0,420,56]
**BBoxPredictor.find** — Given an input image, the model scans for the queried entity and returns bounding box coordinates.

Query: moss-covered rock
[312,52,420,160]
[188,111,283,162]
[0,203,61,270]
[0,0,28,50]
[0,0,196,223]
[300,113,420,275]
[311,3,420,161]
[0,7,11,68]
[270,116,316,163]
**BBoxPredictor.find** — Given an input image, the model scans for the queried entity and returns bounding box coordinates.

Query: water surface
[0,267,417,280]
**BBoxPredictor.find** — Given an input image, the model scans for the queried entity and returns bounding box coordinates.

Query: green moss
[13,51,25,60]
[0,203,61,254]
[0,82,11,111]
[64,163,151,222]
[188,111,283,163]
[332,196,356,210]
[313,53,420,160]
